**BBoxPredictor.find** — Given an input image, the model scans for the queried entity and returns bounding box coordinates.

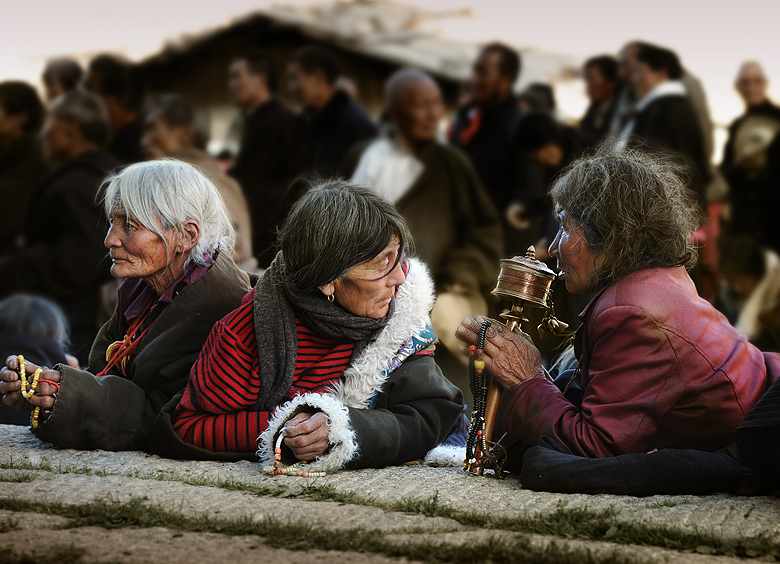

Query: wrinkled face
[331,237,406,319]
[228,60,264,108]
[393,80,443,143]
[104,206,179,288]
[141,114,185,160]
[471,50,507,104]
[737,63,768,108]
[584,65,615,104]
[548,209,599,295]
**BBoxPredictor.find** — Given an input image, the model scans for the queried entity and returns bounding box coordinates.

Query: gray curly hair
[550,147,701,285]
[102,159,234,267]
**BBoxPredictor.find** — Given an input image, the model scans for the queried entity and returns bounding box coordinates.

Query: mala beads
[464,320,490,469]
[16,355,60,429]
[263,431,328,477]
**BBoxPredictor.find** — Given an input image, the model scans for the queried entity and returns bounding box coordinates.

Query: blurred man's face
[584,65,615,104]
[471,50,509,105]
[632,61,665,100]
[141,114,187,160]
[393,80,443,143]
[0,106,25,142]
[228,60,265,109]
[44,76,65,103]
[289,63,321,109]
[43,116,73,162]
[737,63,768,108]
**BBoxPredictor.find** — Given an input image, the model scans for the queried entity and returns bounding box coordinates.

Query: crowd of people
[0,39,779,495]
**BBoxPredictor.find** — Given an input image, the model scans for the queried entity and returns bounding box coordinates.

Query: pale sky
[3,0,780,158]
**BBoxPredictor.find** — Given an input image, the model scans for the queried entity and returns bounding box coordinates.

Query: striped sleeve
[173,289,271,452]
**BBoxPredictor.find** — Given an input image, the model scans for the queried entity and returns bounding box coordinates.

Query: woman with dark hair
[152,180,464,471]
[0,81,47,253]
[457,149,779,466]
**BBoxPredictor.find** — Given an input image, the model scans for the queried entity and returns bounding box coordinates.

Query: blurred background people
[142,94,256,271]
[721,61,780,250]
[449,42,521,254]
[0,294,78,425]
[350,68,502,407]
[517,83,556,113]
[41,58,83,103]
[0,91,121,363]
[579,55,619,148]
[0,81,47,255]
[226,52,296,267]
[289,45,377,178]
[616,43,709,207]
[84,54,145,164]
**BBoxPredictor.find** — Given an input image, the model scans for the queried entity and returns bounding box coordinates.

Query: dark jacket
[630,95,710,204]
[0,133,48,254]
[31,253,251,451]
[293,90,377,178]
[580,97,618,149]
[347,140,502,297]
[147,258,464,467]
[228,99,297,266]
[110,116,145,164]
[449,97,520,214]
[504,266,778,458]
[722,100,780,173]
[0,150,121,362]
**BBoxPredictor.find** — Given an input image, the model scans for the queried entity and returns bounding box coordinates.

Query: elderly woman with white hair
[0,159,252,450]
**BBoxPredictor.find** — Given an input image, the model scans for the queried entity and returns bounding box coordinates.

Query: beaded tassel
[263,430,328,477]
[464,321,490,468]
[17,356,43,428]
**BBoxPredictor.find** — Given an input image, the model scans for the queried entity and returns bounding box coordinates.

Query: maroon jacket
[505,266,780,457]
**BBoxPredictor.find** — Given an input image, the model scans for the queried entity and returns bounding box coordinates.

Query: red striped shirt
[173,288,355,452]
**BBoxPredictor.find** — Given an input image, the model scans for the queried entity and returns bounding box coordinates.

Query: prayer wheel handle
[467,246,568,475]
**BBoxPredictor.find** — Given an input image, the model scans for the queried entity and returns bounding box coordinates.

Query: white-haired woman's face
[549,209,599,295]
[322,236,406,319]
[104,206,195,295]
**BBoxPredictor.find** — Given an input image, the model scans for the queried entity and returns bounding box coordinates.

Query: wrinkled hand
[456,316,545,392]
[0,355,61,412]
[283,411,329,461]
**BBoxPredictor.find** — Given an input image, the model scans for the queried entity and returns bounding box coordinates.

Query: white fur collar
[331,257,435,408]
[257,257,436,470]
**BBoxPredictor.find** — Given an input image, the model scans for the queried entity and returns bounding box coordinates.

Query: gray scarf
[252,252,394,411]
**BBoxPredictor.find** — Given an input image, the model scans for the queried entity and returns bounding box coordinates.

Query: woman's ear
[318,280,336,298]
[177,220,201,254]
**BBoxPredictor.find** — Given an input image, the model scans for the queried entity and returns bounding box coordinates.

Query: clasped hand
[0,355,61,412]
[455,316,546,392]
[282,411,329,460]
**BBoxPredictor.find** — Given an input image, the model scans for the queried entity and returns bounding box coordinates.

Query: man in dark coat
[290,45,377,179]
[226,52,296,267]
[0,81,48,256]
[579,55,619,149]
[84,54,145,164]
[721,61,780,245]
[450,42,521,249]
[0,91,121,363]
[617,43,709,207]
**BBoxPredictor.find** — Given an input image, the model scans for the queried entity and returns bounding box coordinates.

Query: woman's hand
[282,412,330,461]
[456,316,546,392]
[0,355,61,413]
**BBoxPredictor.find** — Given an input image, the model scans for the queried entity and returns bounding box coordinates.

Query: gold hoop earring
[327,293,335,303]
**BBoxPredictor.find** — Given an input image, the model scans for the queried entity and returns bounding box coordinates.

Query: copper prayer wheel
[491,247,557,309]
[467,246,567,476]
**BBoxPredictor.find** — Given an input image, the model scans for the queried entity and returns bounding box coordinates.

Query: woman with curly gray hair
[457,149,780,468]
[0,160,251,450]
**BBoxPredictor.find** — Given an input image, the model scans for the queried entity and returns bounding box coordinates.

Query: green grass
[0,471,37,483]
[2,456,778,560]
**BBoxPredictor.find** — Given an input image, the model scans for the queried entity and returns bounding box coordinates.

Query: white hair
[102,159,234,266]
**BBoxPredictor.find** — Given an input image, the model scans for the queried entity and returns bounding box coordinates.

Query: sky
[3,0,779,158]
